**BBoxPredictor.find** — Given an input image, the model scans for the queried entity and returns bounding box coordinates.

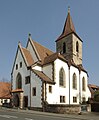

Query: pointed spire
[68,6,70,13]
[56,7,76,41]
[62,7,76,35]
[28,33,32,40]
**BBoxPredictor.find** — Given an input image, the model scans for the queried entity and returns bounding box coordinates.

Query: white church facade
[11,10,91,113]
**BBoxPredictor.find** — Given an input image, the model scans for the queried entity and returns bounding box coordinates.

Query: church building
[11,9,91,113]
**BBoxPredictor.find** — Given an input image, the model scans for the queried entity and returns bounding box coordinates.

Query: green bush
[94,91,99,102]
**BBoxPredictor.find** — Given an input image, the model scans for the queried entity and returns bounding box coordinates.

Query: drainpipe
[68,66,70,105]
[30,67,31,108]
[11,72,13,106]
[42,81,44,111]
[79,70,82,114]
[79,70,81,104]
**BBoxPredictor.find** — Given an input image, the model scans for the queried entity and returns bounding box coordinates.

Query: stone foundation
[44,104,81,114]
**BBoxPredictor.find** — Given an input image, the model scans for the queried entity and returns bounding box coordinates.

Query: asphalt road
[0,109,70,120]
[0,108,99,120]
[0,109,78,120]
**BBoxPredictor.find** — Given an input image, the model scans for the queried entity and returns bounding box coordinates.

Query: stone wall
[44,104,81,114]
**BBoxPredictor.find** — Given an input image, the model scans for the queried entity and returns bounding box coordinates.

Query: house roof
[88,84,99,98]
[56,10,75,41]
[11,89,23,93]
[0,82,11,99]
[31,40,54,64]
[18,42,34,67]
[56,9,82,42]
[32,69,55,84]
[43,52,66,65]
[22,47,34,66]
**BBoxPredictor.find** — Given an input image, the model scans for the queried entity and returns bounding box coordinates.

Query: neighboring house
[88,84,99,100]
[11,9,91,113]
[0,82,11,106]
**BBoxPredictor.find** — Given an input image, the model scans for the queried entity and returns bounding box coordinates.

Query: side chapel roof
[32,69,55,84]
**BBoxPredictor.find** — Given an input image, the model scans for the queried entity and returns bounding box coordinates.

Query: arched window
[76,41,79,52]
[72,73,77,89]
[59,68,65,87]
[16,73,22,89]
[63,42,66,53]
[82,77,86,91]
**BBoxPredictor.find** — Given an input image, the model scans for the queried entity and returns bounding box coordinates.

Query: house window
[59,68,65,87]
[63,42,66,53]
[20,62,22,68]
[16,73,22,89]
[82,77,86,91]
[82,97,86,103]
[49,86,52,93]
[16,64,18,70]
[60,96,65,103]
[25,76,30,84]
[72,73,77,89]
[32,87,36,96]
[76,41,79,52]
[4,99,7,103]
[73,97,77,103]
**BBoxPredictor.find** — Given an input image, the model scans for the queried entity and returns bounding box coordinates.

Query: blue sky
[0,0,99,85]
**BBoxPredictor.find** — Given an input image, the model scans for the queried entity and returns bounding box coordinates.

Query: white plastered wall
[12,49,31,106]
[80,71,91,102]
[31,72,42,108]
[46,59,69,104]
[69,66,80,104]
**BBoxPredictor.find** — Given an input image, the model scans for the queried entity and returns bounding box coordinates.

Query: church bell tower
[56,8,82,65]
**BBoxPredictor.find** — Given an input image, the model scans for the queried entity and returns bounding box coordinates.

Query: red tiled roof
[56,11,76,41]
[43,52,66,65]
[31,40,54,64]
[32,69,55,84]
[0,82,11,99]
[11,89,23,93]
[22,47,34,66]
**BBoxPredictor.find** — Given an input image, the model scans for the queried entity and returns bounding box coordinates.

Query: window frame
[20,62,22,68]
[25,76,30,84]
[72,73,77,90]
[82,77,86,91]
[32,87,36,96]
[59,68,66,87]
[60,96,66,103]
[73,97,77,103]
[76,41,79,53]
[49,86,52,93]
[63,42,66,53]
[16,64,18,70]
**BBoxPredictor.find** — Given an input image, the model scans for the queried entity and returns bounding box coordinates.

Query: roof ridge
[32,40,53,53]
[32,69,55,84]
[18,42,29,66]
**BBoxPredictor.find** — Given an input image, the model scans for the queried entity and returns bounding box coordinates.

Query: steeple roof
[56,8,76,41]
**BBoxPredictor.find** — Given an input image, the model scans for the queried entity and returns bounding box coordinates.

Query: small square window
[33,87,36,96]
[49,86,52,93]
[25,76,30,84]
[16,64,18,70]
[82,97,86,103]
[60,96,65,103]
[73,97,77,103]
[20,62,22,68]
